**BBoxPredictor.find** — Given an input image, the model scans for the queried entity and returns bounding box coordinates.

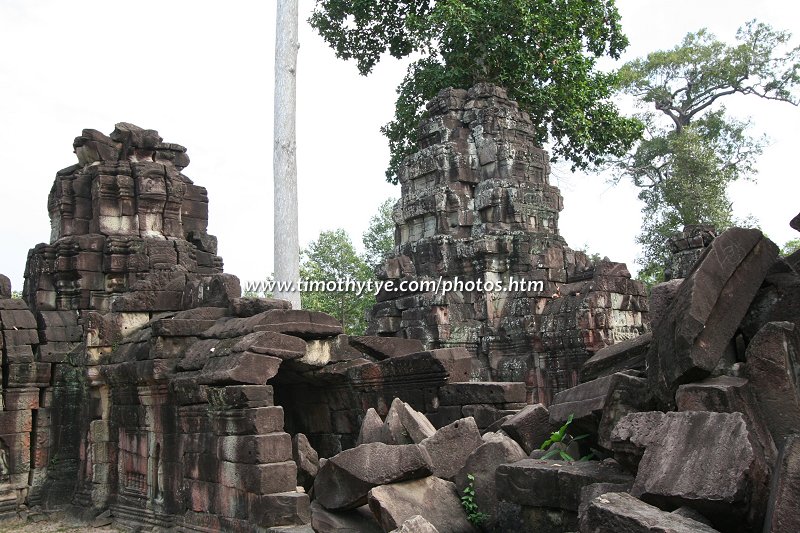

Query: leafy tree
[300,229,374,334]
[310,0,642,183]
[782,238,800,257]
[613,21,800,280]
[362,197,397,268]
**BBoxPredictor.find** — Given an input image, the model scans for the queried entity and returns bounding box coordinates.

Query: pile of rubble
[302,223,800,533]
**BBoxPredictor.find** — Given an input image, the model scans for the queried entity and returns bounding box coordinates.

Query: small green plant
[540,414,591,461]
[461,473,489,526]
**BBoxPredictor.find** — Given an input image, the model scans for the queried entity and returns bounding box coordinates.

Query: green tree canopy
[362,197,397,268]
[300,229,374,334]
[613,21,800,280]
[310,0,642,183]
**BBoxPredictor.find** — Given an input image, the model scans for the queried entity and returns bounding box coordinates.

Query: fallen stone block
[631,411,769,532]
[496,459,633,512]
[647,228,778,408]
[310,501,383,533]
[229,297,291,317]
[368,476,474,533]
[247,331,308,361]
[763,434,800,533]
[609,412,667,474]
[313,442,433,511]
[349,336,425,360]
[389,514,440,533]
[578,482,634,522]
[580,332,651,383]
[455,433,526,529]
[356,408,386,445]
[740,273,800,341]
[499,403,553,455]
[647,279,683,330]
[199,351,282,385]
[745,321,800,444]
[580,492,721,533]
[393,397,436,443]
[676,375,776,464]
[550,371,652,449]
[420,416,483,481]
[293,433,320,491]
[254,309,343,339]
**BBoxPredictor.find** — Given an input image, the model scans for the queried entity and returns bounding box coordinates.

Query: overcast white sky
[1,1,798,292]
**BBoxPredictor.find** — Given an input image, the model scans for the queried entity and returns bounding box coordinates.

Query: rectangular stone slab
[496,459,633,511]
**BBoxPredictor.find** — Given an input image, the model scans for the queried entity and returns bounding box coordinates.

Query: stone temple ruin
[0,86,798,532]
[367,85,648,405]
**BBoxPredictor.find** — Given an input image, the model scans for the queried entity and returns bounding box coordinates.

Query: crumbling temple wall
[3,124,538,531]
[366,84,648,404]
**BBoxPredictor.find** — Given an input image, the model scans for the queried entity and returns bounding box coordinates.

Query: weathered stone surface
[763,434,800,533]
[609,412,667,474]
[389,515,440,533]
[254,309,343,339]
[439,382,526,405]
[349,336,425,360]
[420,417,483,481]
[741,273,800,340]
[230,297,292,317]
[0,274,11,299]
[455,433,526,528]
[313,442,433,511]
[368,476,474,533]
[550,371,652,448]
[647,228,779,408]
[499,403,552,455]
[293,433,319,491]
[744,321,800,443]
[580,492,721,533]
[631,411,769,532]
[248,492,311,528]
[580,332,651,383]
[577,482,634,522]
[199,351,282,385]
[647,279,683,330]
[791,211,800,232]
[428,348,473,382]
[247,331,308,361]
[496,459,633,511]
[356,408,386,445]
[310,502,383,533]
[218,433,292,463]
[395,398,436,443]
[364,84,647,404]
[676,375,776,464]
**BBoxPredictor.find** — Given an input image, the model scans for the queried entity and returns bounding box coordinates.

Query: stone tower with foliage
[367,84,649,403]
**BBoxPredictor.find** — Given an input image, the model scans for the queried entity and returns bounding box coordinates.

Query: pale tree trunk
[274,0,301,309]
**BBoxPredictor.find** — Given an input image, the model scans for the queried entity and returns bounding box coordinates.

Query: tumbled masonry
[3,121,595,530]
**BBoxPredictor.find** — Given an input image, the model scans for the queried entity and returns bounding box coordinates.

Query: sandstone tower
[367,84,649,403]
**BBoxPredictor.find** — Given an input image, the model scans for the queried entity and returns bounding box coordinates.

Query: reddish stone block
[0,410,32,434]
[211,406,284,436]
[217,433,292,464]
[218,460,297,494]
[2,388,40,410]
